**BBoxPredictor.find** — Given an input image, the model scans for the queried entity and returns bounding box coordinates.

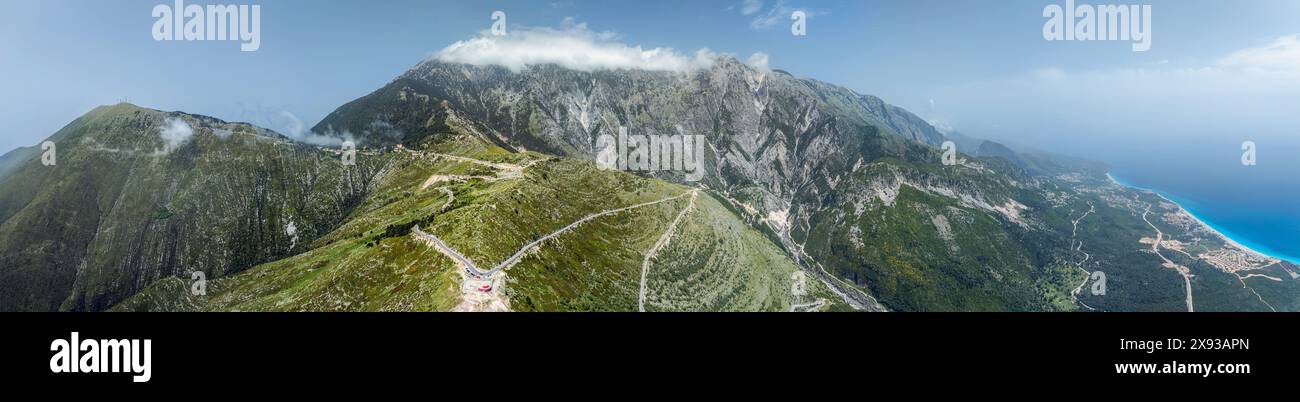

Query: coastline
[1106,172,1297,265]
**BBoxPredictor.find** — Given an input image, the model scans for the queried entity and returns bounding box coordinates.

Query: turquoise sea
[1105,141,1300,264]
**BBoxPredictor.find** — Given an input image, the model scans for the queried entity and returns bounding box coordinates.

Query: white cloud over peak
[434,19,718,72]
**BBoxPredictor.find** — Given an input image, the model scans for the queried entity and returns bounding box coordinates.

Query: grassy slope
[117,135,828,311]
[645,193,803,311]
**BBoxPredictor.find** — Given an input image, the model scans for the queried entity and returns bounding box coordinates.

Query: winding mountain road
[439,187,455,212]
[1069,203,1096,310]
[413,224,480,273]
[1143,204,1194,312]
[415,191,695,279]
[494,192,693,276]
[789,299,827,312]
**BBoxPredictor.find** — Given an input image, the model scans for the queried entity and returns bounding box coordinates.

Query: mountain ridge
[0,103,388,311]
[3,56,1297,312]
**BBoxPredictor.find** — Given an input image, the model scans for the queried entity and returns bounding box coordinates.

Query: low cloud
[274,110,353,147]
[278,110,304,137]
[223,103,352,147]
[433,18,718,72]
[158,117,193,153]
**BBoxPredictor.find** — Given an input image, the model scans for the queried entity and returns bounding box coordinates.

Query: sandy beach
[1107,172,1283,264]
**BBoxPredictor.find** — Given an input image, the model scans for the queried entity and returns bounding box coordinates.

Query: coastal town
[1094,174,1296,312]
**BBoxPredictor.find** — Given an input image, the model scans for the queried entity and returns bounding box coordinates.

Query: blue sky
[3,0,1299,163]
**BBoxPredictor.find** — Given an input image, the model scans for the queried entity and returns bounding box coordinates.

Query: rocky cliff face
[316,57,946,203]
[312,58,1018,309]
[310,57,1300,311]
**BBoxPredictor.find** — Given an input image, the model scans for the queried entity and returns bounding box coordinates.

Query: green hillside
[0,104,385,311]
[115,134,841,312]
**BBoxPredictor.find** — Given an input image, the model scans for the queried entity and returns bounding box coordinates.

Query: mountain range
[2,55,1296,312]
